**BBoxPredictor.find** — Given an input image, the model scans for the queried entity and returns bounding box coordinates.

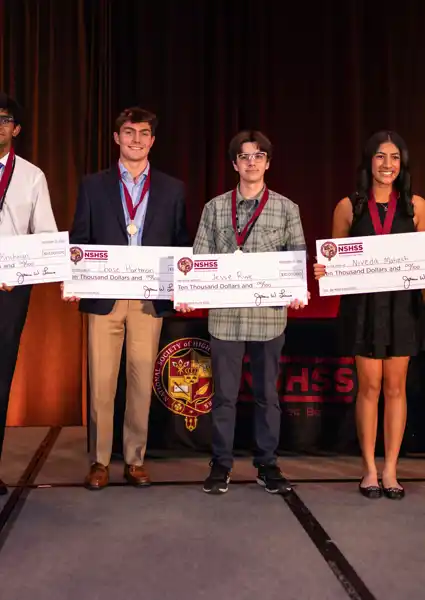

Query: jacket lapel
[142,168,161,240]
[105,166,127,237]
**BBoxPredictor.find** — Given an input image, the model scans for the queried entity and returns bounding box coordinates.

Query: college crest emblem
[70,246,84,264]
[320,241,338,261]
[152,337,213,431]
[177,256,193,275]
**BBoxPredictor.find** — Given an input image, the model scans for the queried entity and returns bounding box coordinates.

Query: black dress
[338,198,423,358]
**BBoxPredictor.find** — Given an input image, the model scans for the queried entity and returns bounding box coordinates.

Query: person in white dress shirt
[0,92,57,495]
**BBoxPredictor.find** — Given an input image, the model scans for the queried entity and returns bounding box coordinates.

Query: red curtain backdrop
[1,0,425,425]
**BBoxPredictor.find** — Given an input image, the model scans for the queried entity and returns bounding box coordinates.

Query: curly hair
[350,131,413,218]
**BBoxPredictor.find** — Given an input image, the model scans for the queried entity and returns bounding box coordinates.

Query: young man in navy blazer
[67,107,189,490]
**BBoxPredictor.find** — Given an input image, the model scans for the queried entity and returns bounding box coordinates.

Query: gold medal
[127,222,138,236]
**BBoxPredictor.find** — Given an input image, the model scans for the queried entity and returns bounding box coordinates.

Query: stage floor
[0,427,424,600]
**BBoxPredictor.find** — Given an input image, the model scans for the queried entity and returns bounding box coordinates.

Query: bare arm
[313,197,352,280]
[331,197,353,238]
[413,195,425,232]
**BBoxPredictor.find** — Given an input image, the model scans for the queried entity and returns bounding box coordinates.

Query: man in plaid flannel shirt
[178,130,307,495]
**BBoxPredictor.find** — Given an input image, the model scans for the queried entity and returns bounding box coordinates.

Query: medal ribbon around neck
[118,163,151,236]
[0,148,16,212]
[231,186,269,250]
[368,190,398,235]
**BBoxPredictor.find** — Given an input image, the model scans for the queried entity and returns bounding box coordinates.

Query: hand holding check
[315,232,425,296]
[0,232,71,290]
[173,250,309,309]
[60,282,79,303]
[62,244,182,300]
[173,295,310,312]
[313,262,326,280]
[59,245,310,309]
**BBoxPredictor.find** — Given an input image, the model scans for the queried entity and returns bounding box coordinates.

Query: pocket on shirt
[255,226,286,252]
[215,226,237,252]
[4,201,32,233]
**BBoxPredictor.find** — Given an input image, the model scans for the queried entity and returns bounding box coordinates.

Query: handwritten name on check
[173,251,308,308]
[316,231,425,296]
[63,244,192,300]
[0,232,71,286]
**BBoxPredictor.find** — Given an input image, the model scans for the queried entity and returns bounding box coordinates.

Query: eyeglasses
[0,116,14,126]
[237,152,267,162]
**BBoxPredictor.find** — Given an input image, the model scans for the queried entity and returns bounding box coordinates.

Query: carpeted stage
[0,427,424,600]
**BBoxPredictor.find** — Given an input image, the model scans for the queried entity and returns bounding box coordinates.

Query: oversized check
[316,232,425,296]
[63,244,192,299]
[0,231,71,286]
[173,250,308,308]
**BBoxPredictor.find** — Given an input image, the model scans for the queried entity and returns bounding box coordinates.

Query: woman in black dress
[314,131,425,499]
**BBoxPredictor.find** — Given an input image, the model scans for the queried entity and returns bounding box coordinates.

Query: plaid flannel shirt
[193,187,306,341]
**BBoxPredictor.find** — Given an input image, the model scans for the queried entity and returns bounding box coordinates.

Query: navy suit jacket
[70,165,190,316]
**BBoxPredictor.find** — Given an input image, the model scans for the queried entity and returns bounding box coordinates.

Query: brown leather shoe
[0,477,7,496]
[124,464,151,487]
[84,463,109,490]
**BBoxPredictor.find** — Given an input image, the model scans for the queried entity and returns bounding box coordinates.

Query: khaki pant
[88,300,162,466]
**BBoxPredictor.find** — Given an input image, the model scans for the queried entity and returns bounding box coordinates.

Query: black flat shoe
[358,479,382,499]
[383,483,405,500]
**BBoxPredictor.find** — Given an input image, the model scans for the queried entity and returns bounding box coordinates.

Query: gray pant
[210,332,285,469]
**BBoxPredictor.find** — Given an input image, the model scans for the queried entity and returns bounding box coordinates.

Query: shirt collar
[119,160,150,183]
[0,153,9,167]
[236,184,264,205]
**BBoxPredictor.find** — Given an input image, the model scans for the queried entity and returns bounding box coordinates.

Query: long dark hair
[351,131,413,218]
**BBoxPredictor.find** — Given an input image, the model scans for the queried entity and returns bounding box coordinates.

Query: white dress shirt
[0,153,57,235]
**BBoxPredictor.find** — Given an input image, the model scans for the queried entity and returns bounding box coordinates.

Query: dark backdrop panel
[109,318,425,458]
